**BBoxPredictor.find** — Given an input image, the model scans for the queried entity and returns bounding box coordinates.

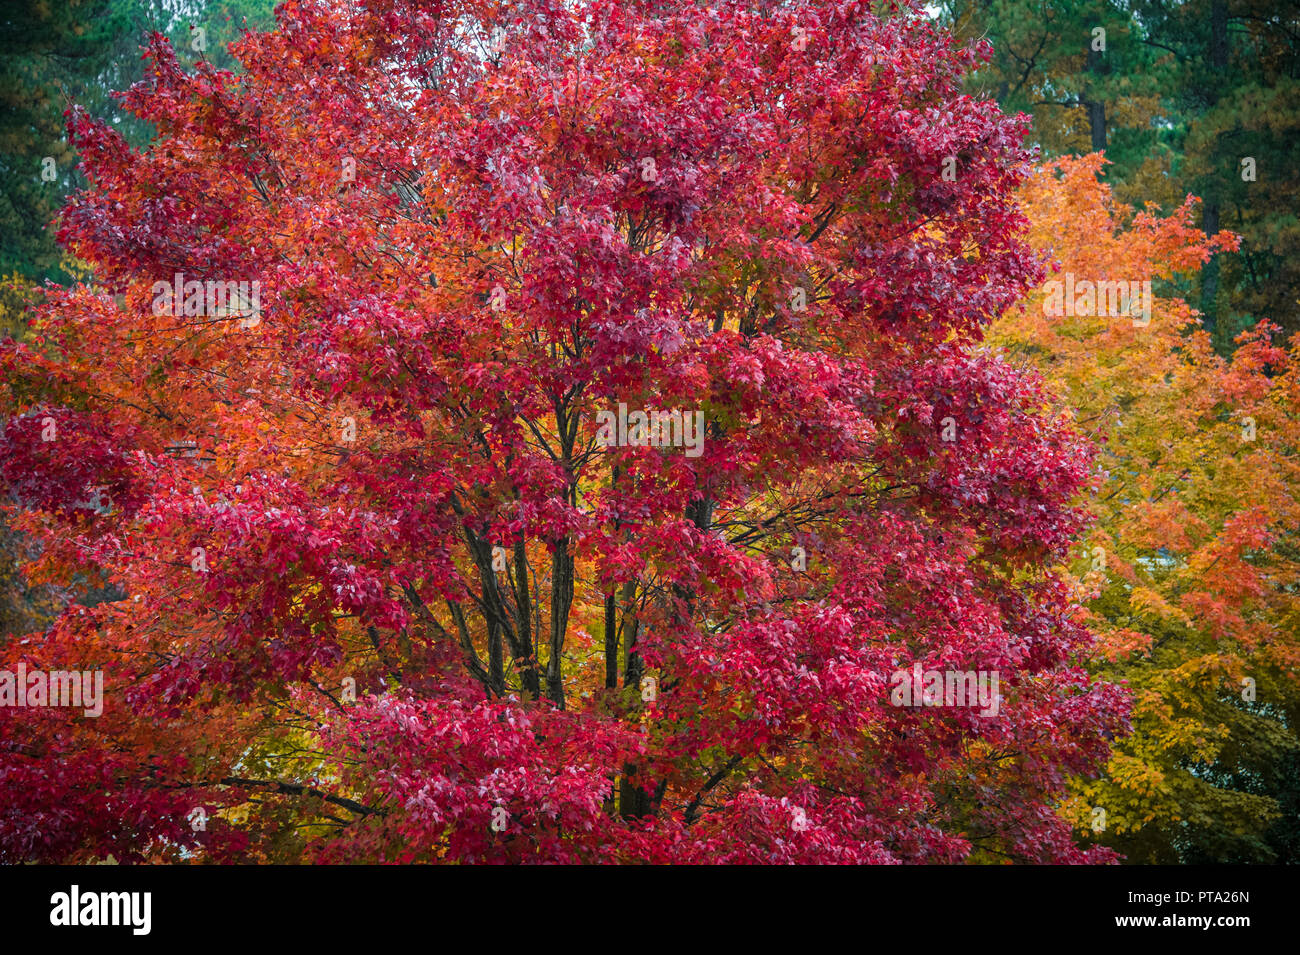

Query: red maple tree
[0,0,1125,863]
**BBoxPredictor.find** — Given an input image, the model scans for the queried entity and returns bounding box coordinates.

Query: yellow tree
[991,154,1300,862]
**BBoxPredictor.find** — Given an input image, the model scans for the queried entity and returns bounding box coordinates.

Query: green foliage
[945,0,1300,348]
[0,0,128,282]
[0,0,278,285]
[941,1,1172,203]
[1137,0,1300,346]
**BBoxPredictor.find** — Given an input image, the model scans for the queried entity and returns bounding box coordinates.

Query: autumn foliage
[2,0,1146,863]
[992,155,1300,863]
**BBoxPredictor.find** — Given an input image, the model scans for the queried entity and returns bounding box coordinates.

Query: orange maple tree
[991,154,1300,862]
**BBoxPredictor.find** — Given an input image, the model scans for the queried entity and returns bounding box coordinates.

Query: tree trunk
[618,580,648,818]
[514,539,540,700]
[1085,44,1108,153]
[604,592,618,689]
[1199,0,1229,340]
[1087,99,1107,153]
[545,540,573,707]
